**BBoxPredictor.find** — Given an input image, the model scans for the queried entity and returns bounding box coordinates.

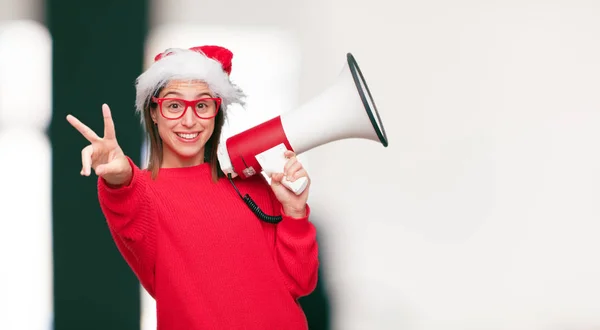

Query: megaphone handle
[281,176,309,195]
[255,143,310,196]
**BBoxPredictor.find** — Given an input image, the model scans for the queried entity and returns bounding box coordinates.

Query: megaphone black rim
[347,53,388,147]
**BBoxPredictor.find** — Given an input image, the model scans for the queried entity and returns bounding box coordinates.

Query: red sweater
[97,157,319,329]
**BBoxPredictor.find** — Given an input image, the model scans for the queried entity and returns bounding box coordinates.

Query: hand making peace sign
[66,104,132,186]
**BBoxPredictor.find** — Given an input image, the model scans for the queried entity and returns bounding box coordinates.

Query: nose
[181,105,195,127]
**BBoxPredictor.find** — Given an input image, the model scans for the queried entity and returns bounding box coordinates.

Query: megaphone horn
[218,52,388,196]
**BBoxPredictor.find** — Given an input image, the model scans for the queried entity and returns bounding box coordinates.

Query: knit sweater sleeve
[263,189,320,300]
[97,156,157,297]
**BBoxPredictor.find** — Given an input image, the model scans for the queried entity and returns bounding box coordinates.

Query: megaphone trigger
[255,143,309,195]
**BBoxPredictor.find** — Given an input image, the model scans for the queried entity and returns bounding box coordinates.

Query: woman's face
[151,79,219,168]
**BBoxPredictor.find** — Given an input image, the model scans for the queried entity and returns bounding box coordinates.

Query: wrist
[104,164,133,187]
[282,204,307,219]
[104,175,128,188]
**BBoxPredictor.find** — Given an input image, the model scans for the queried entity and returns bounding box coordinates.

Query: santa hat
[134,45,245,122]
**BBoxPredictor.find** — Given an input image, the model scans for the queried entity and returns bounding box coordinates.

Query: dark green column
[47,1,148,329]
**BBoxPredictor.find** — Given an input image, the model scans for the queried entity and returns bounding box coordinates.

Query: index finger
[102,104,116,140]
[66,114,100,143]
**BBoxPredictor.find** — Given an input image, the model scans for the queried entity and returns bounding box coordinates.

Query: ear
[150,108,158,124]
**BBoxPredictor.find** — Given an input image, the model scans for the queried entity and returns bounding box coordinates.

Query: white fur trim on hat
[134,48,245,123]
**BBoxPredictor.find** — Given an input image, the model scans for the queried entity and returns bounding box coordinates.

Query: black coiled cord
[227,173,283,224]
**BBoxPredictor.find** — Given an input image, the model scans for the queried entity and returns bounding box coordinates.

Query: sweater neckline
[156,162,211,177]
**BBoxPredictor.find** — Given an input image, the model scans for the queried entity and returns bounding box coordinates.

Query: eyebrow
[162,91,182,98]
[162,91,213,98]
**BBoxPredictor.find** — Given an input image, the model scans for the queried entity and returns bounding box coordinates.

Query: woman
[66,45,319,329]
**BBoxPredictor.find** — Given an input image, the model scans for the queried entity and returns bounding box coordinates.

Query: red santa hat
[135,45,245,121]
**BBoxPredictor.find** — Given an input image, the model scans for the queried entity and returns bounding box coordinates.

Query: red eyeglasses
[152,97,222,120]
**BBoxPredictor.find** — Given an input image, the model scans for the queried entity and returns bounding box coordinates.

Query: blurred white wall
[308,1,600,330]
[0,1,53,328]
[147,1,600,329]
[0,0,43,22]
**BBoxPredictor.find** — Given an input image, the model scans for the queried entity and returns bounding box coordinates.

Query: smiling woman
[136,26,319,330]
[66,45,320,330]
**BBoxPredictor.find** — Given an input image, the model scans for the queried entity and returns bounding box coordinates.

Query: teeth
[177,133,199,139]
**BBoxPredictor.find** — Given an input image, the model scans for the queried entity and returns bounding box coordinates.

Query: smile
[176,132,200,140]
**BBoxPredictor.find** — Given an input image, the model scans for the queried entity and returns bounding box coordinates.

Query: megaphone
[217,52,388,195]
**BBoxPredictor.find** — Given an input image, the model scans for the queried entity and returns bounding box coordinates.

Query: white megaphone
[217,53,388,195]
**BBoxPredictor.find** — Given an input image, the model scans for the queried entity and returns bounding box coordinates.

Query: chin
[175,146,204,159]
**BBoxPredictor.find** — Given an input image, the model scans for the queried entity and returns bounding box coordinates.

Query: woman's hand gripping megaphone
[255,144,310,196]
[217,140,310,219]
[217,139,310,196]
[260,147,311,218]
